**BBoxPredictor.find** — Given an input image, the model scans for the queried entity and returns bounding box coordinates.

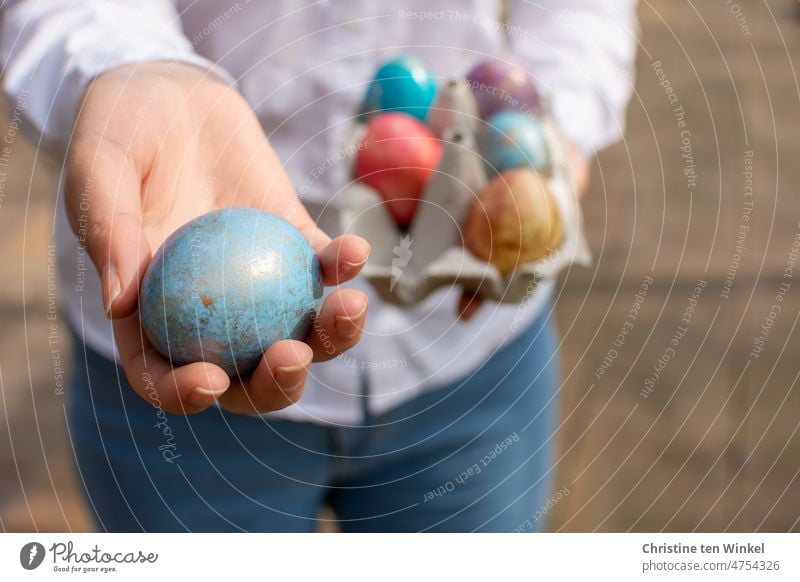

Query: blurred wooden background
[1,0,799,531]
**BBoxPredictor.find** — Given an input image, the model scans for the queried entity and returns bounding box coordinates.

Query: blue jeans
[68,309,559,532]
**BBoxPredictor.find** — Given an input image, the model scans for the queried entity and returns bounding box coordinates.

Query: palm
[95,67,312,253]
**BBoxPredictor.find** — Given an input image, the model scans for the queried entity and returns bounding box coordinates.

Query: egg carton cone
[339,87,591,306]
[427,77,480,138]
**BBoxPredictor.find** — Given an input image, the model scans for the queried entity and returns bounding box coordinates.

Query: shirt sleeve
[0,0,234,152]
[507,0,639,157]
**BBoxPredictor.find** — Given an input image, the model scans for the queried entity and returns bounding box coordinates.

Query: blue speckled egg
[479,111,550,176]
[360,55,437,121]
[139,209,323,376]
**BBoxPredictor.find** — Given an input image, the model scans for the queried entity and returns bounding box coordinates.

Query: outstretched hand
[67,63,371,414]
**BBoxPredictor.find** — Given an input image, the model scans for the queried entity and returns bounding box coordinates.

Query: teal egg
[479,111,550,176]
[139,209,323,376]
[360,55,437,121]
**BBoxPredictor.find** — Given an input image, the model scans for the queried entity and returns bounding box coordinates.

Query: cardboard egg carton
[339,80,591,305]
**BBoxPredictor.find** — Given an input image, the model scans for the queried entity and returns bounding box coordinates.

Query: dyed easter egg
[464,168,562,276]
[139,209,323,376]
[478,111,550,175]
[466,60,542,120]
[360,55,437,121]
[355,112,442,229]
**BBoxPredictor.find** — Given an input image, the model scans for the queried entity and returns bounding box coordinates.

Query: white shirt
[0,0,637,425]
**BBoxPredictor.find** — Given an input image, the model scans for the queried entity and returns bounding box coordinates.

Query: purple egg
[466,60,542,120]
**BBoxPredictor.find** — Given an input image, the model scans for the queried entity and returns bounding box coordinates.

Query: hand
[66,62,371,414]
[457,139,590,320]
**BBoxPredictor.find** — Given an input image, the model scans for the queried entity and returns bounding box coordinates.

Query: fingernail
[342,255,370,270]
[334,302,368,339]
[102,264,121,318]
[274,363,308,390]
[187,386,225,408]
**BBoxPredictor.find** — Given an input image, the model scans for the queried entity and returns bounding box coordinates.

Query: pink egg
[355,113,443,229]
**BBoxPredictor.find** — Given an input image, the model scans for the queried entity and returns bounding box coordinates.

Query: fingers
[66,137,151,319]
[218,340,313,413]
[291,211,370,286]
[305,288,368,362]
[113,285,368,415]
[457,290,484,321]
[316,235,372,285]
[113,313,231,414]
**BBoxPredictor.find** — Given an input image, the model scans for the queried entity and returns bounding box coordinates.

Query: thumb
[65,140,152,319]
